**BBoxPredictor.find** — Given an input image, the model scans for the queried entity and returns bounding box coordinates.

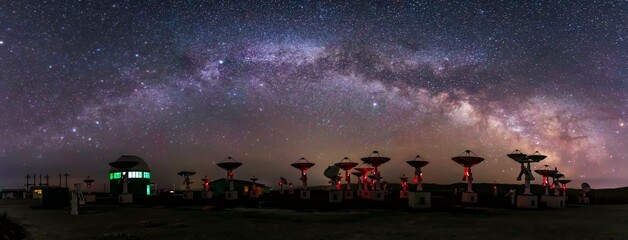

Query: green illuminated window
[146,185,151,196]
[110,171,149,180]
[109,172,122,180]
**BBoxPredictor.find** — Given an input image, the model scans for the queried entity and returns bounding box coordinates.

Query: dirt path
[4,200,628,240]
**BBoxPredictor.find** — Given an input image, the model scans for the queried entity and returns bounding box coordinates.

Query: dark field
[3,197,628,240]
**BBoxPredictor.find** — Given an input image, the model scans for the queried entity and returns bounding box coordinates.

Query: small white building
[1,189,28,199]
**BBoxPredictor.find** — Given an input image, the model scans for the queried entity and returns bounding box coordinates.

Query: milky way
[0,1,626,189]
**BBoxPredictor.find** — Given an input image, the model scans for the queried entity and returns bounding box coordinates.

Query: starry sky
[0,1,626,190]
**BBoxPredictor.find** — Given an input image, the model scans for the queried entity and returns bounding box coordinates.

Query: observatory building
[108,155,154,196]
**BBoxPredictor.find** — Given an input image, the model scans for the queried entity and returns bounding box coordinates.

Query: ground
[2,199,628,240]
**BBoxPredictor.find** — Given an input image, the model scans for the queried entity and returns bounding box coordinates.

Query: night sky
[1,1,626,190]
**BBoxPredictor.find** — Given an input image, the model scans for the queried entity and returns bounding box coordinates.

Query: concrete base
[300,189,310,199]
[182,191,194,200]
[85,194,96,203]
[461,192,478,203]
[226,191,238,200]
[202,191,212,199]
[541,195,565,208]
[372,190,385,201]
[516,195,538,209]
[361,190,373,199]
[118,193,133,204]
[343,190,354,199]
[329,191,342,203]
[399,190,408,199]
[408,191,431,209]
[579,197,590,204]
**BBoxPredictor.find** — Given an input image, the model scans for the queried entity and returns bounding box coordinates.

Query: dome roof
[109,155,150,172]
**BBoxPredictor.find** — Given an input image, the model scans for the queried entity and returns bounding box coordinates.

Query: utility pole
[44,174,50,186]
[64,173,70,188]
[25,174,31,190]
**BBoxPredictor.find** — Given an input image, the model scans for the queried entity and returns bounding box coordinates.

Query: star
[0,1,624,189]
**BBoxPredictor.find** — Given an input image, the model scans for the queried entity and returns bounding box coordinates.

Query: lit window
[109,173,114,180]
[146,185,151,196]
[244,186,249,193]
[114,172,121,179]
[143,172,151,179]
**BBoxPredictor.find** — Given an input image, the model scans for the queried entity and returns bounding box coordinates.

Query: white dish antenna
[581,182,591,192]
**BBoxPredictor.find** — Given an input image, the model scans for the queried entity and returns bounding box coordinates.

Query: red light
[412,176,418,183]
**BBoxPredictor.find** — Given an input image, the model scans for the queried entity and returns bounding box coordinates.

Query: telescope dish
[550,171,564,179]
[360,151,391,167]
[290,157,315,171]
[581,182,591,192]
[407,155,430,168]
[534,165,558,177]
[451,150,485,167]
[178,171,196,176]
[83,176,95,184]
[526,151,547,162]
[324,165,340,179]
[354,163,374,175]
[334,157,359,171]
[400,174,408,182]
[216,156,243,171]
[558,179,571,184]
[506,149,528,161]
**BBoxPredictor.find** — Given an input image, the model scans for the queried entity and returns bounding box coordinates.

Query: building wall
[209,180,269,197]
[109,171,152,195]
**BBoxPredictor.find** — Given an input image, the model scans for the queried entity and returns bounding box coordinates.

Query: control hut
[108,155,153,196]
[209,178,269,197]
